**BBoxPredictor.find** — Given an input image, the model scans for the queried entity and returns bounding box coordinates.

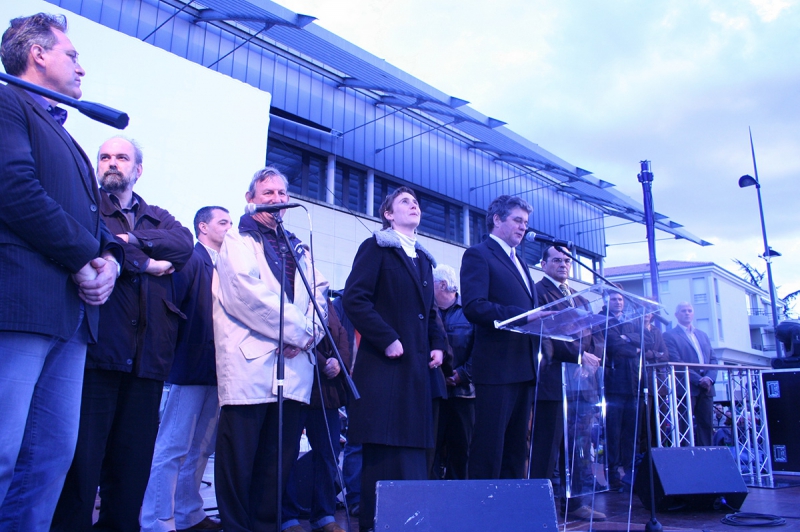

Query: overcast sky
[275,0,800,305]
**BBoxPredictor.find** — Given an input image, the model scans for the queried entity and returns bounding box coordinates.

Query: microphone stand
[554,243,663,530]
[0,71,129,129]
[270,211,360,528]
[274,221,289,530]
[642,386,663,531]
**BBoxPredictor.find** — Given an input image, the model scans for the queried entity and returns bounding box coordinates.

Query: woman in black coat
[343,187,447,532]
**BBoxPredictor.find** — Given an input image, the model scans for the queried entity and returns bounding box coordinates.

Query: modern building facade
[605,260,784,367]
[37,0,707,288]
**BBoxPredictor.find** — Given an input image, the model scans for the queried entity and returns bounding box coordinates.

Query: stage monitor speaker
[762,370,800,473]
[375,479,557,531]
[634,447,748,512]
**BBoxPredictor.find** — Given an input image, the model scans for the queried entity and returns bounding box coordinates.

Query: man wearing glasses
[531,246,605,521]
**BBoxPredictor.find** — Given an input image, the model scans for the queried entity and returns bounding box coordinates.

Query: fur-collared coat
[343,230,447,448]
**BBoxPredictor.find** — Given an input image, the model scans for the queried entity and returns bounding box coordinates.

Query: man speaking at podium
[461,195,542,480]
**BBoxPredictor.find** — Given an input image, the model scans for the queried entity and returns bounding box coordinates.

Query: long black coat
[460,237,539,385]
[0,85,121,341]
[87,191,193,380]
[343,231,447,448]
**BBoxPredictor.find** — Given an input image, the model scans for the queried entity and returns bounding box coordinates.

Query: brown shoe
[312,523,346,532]
[177,516,223,531]
[567,505,607,521]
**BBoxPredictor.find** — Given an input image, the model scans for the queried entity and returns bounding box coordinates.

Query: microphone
[524,229,573,249]
[244,203,303,215]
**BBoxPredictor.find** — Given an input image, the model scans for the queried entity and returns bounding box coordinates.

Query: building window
[718,319,724,341]
[266,138,326,201]
[713,277,720,303]
[334,164,366,213]
[659,280,670,294]
[692,277,707,304]
[469,210,486,246]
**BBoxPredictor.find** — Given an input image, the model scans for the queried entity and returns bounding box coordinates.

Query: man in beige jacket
[212,166,328,532]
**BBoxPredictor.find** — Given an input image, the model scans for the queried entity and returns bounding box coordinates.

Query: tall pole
[748,129,783,357]
[638,160,660,302]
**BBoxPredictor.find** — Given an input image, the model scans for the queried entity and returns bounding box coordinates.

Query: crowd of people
[1,11,723,532]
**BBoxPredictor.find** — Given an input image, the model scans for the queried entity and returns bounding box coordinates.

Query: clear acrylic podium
[495,284,663,500]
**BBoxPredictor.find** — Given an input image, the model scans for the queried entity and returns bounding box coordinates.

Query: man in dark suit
[140,206,231,532]
[461,195,546,480]
[0,13,121,530]
[532,246,605,521]
[663,302,719,446]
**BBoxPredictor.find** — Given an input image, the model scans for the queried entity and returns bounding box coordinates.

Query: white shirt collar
[200,242,220,266]
[542,273,567,289]
[489,234,514,257]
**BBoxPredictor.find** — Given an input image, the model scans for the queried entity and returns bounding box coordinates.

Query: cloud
[749,0,797,22]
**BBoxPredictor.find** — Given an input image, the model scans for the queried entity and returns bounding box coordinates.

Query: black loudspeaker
[762,370,800,473]
[375,479,557,531]
[634,447,748,511]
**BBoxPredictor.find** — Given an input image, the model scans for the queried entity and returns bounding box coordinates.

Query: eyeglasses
[48,47,80,64]
[547,258,572,265]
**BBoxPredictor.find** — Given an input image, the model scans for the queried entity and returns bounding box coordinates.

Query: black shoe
[349,502,360,517]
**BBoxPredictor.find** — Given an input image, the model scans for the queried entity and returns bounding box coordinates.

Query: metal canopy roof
[169,0,711,247]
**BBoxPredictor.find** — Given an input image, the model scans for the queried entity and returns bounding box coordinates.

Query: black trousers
[360,444,427,531]
[52,369,163,532]
[215,401,303,532]
[605,393,638,481]
[434,397,475,480]
[468,382,533,479]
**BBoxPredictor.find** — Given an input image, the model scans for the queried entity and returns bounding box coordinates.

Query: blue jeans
[0,312,87,531]
[342,441,361,507]
[282,407,341,530]
[140,384,219,532]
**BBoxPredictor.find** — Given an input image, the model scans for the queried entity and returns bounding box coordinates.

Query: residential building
[605,260,784,367]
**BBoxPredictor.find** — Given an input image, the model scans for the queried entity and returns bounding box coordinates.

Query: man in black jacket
[0,14,121,530]
[53,136,194,532]
[532,246,605,521]
[140,206,232,532]
[603,291,641,491]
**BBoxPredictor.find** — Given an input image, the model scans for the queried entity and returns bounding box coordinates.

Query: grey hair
[97,136,143,166]
[432,264,459,293]
[246,166,289,200]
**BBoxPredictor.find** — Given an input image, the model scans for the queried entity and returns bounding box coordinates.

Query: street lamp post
[739,129,783,357]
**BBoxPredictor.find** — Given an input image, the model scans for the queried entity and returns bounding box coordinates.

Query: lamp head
[739,174,758,188]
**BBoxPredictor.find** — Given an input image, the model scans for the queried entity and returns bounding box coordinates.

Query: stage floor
[189,456,800,532]
[89,455,798,531]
